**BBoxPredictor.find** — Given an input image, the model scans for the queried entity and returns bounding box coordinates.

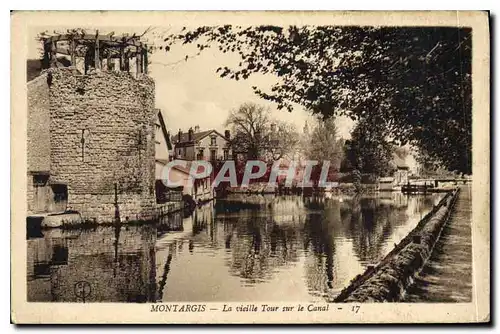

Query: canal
[27,192,445,303]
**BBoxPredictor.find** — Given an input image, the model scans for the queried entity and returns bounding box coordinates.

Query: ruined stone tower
[27,31,157,223]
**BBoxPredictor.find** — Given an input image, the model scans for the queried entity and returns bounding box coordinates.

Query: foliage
[163,26,472,174]
[226,102,299,161]
[414,147,460,177]
[303,117,344,171]
[352,169,362,193]
[344,117,395,177]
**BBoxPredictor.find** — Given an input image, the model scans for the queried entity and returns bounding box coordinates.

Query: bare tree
[226,102,299,161]
[267,121,300,161]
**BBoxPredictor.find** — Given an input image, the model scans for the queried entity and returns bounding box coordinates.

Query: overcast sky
[28,26,354,139]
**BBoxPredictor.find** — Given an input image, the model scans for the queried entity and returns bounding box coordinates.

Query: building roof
[169,161,211,179]
[156,110,172,150]
[156,159,196,177]
[156,158,170,165]
[172,130,213,143]
[171,129,228,146]
[171,163,191,175]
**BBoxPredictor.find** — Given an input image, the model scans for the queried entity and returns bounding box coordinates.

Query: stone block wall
[27,175,34,213]
[27,73,51,172]
[47,68,157,222]
[27,73,51,212]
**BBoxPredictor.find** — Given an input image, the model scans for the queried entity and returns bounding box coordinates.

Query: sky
[27,26,354,139]
[27,26,422,171]
[148,39,354,138]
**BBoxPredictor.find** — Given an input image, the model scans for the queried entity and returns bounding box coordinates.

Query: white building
[172,126,232,162]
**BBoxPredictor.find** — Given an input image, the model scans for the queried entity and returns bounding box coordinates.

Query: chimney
[194,125,200,133]
[224,130,231,140]
[177,129,182,143]
[188,127,194,141]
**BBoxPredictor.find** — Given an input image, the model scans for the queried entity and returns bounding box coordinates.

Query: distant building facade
[377,153,410,191]
[392,154,410,186]
[165,126,232,203]
[172,126,232,162]
[167,162,213,203]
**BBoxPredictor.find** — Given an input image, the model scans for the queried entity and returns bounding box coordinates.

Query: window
[210,136,217,146]
[223,149,229,160]
[33,174,49,186]
[210,149,216,161]
[197,149,204,160]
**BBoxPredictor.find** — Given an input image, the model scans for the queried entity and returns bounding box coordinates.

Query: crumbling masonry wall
[48,68,157,222]
[27,73,51,172]
[27,73,51,213]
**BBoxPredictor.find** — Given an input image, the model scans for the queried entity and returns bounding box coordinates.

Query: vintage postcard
[11,11,490,324]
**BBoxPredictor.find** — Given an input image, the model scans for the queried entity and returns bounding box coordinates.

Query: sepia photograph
[10,10,490,324]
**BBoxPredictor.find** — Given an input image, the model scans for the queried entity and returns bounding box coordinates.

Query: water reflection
[27,225,156,302]
[27,192,444,302]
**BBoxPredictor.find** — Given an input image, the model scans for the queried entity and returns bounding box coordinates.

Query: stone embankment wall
[48,68,157,222]
[334,188,460,302]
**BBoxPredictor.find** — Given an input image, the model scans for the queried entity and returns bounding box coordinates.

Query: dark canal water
[27,192,444,303]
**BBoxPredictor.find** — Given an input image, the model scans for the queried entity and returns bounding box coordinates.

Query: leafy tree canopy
[344,116,395,177]
[163,25,472,174]
[303,117,344,171]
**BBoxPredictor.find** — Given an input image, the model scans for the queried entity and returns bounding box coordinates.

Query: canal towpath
[403,185,472,302]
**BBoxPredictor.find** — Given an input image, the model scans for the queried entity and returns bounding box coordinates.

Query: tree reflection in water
[214,193,440,300]
[214,197,305,285]
[225,215,302,284]
[343,194,409,266]
[27,193,444,303]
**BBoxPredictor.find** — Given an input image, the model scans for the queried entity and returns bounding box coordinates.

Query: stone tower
[27,31,157,223]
